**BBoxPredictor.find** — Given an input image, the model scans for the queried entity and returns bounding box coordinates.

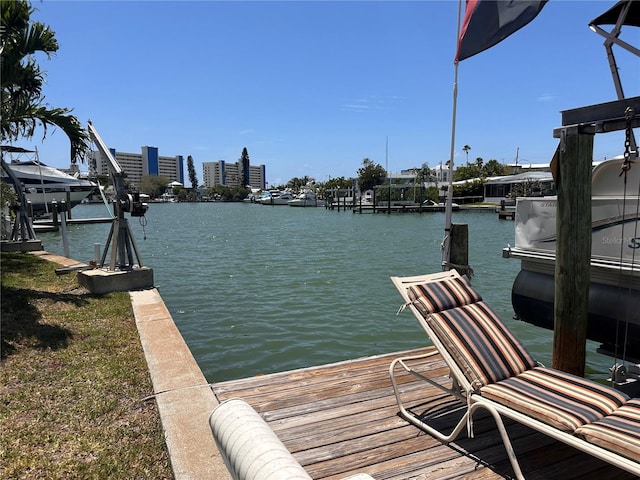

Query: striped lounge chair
[390,270,640,479]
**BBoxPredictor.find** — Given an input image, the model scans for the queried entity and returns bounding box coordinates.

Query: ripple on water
[39,203,619,383]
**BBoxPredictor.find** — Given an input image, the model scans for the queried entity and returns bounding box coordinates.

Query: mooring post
[450,223,469,276]
[60,201,70,258]
[66,191,72,219]
[51,201,59,227]
[552,133,593,376]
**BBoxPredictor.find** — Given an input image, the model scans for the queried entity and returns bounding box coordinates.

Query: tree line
[133,151,510,203]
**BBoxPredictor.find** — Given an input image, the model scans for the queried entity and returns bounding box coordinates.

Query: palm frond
[1,0,88,163]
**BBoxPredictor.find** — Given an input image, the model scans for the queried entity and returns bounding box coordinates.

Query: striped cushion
[408,277,482,315]
[426,301,537,388]
[575,398,640,460]
[481,367,630,431]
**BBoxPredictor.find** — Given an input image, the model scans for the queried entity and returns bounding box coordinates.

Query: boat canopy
[484,171,553,186]
[590,0,640,28]
[1,146,35,154]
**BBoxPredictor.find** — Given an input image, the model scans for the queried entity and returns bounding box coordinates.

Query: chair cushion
[408,277,482,315]
[481,367,630,431]
[426,301,537,387]
[575,398,640,460]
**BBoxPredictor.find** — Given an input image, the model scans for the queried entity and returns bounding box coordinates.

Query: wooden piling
[552,133,593,376]
[66,191,72,219]
[450,223,469,276]
[51,201,59,227]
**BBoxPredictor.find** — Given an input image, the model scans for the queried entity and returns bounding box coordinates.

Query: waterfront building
[202,160,266,189]
[90,146,184,188]
[483,171,555,203]
[507,162,552,175]
[387,171,419,184]
[433,163,451,184]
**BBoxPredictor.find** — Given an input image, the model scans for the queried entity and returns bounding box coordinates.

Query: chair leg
[390,355,526,480]
[389,352,469,444]
[469,402,525,480]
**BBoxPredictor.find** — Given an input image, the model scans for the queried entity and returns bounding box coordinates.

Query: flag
[455,0,547,63]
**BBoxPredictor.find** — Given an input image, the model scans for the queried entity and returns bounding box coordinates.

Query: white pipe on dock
[210,398,313,480]
[209,398,374,480]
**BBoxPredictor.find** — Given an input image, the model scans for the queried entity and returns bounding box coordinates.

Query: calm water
[38,202,614,383]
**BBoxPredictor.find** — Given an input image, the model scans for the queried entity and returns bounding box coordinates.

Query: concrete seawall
[131,288,231,480]
[33,251,231,480]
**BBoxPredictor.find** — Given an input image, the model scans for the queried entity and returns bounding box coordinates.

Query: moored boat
[1,146,96,214]
[504,156,640,361]
[288,191,326,207]
[259,190,295,205]
[503,0,640,364]
[422,199,459,212]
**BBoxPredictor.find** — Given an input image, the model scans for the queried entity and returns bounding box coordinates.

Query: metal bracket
[553,96,640,140]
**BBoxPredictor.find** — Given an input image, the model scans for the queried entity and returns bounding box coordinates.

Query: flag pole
[442,0,464,271]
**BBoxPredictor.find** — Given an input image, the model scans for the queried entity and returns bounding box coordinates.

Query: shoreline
[32,250,231,480]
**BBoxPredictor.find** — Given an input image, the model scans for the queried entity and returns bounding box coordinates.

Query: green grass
[1,252,172,479]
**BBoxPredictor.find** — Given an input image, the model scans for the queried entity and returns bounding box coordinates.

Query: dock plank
[211,347,636,480]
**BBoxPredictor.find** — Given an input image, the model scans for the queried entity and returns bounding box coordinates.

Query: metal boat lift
[87,121,148,271]
[1,155,38,242]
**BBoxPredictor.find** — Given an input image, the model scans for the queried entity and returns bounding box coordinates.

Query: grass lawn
[1,252,172,479]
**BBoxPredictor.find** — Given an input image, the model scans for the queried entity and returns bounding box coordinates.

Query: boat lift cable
[95,178,115,219]
[611,113,639,380]
[139,214,147,241]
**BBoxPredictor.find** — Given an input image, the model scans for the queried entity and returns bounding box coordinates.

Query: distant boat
[254,190,280,204]
[288,191,325,207]
[259,190,295,205]
[422,199,459,212]
[1,146,96,214]
[159,191,178,203]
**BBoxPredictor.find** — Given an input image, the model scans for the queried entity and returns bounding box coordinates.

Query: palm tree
[1,0,90,163]
[462,145,471,165]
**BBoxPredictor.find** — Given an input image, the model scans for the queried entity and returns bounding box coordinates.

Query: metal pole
[386,137,391,215]
[60,201,70,258]
[442,0,464,271]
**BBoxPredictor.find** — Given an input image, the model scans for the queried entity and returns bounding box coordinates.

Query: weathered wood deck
[211,346,635,480]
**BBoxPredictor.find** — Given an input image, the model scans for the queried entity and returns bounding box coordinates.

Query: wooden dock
[33,216,113,232]
[496,208,515,220]
[211,347,635,480]
[354,204,425,214]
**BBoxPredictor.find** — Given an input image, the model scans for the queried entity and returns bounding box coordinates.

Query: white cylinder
[209,398,312,480]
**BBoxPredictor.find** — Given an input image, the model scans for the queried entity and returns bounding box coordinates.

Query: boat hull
[2,158,96,213]
[506,156,640,362]
[22,186,96,212]
[288,194,326,207]
[259,198,293,205]
[512,269,640,361]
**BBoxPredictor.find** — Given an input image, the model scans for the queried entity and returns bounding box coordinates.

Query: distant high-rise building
[203,160,266,189]
[90,146,184,187]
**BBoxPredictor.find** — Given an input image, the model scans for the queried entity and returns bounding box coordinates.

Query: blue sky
[28,0,639,187]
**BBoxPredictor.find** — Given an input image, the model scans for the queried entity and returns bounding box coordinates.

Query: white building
[433,163,452,184]
[90,146,184,188]
[202,160,266,189]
